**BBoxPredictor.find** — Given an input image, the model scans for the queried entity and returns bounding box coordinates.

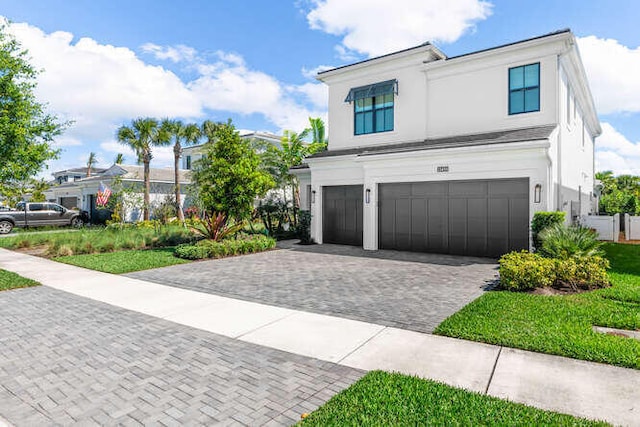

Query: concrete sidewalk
[1,248,638,426]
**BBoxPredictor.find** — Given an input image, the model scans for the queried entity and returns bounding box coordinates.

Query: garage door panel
[448,198,467,255]
[467,198,488,256]
[379,179,529,257]
[490,179,529,196]
[427,199,447,252]
[323,185,363,246]
[488,198,510,256]
[509,198,530,252]
[411,199,427,252]
[449,181,488,197]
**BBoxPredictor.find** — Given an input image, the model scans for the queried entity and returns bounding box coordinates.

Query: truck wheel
[71,217,84,228]
[0,220,13,234]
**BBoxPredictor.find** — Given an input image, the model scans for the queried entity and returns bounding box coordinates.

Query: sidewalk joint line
[484,346,502,394]
[336,326,388,365]
[234,311,298,340]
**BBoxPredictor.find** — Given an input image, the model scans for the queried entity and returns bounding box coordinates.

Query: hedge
[174,235,276,260]
[531,211,566,251]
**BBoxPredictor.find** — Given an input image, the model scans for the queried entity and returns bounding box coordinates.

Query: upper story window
[508,63,540,115]
[185,155,192,170]
[345,80,397,135]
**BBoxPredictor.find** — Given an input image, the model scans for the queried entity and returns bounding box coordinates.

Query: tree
[191,120,273,228]
[114,153,125,164]
[595,171,640,215]
[0,177,49,205]
[263,117,327,219]
[161,119,201,222]
[86,152,97,177]
[0,23,64,183]
[116,118,169,220]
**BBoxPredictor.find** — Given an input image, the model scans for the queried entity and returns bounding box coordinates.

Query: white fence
[625,214,640,240]
[580,213,619,242]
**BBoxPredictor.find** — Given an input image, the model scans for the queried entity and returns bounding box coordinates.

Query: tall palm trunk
[174,142,184,222]
[143,153,151,221]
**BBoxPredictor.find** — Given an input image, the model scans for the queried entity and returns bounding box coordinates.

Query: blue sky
[1,0,639,176]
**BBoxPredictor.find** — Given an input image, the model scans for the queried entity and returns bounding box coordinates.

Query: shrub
[174,235,276,260]
[498,251,556,291]
[297,210,313,244]
[539,224,604,259]
[555,256,610,290]
[531,211,565,250]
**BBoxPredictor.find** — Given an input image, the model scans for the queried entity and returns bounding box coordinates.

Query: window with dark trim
[345,80,396,135]
[185,155,192,170]
[509,63,540,115]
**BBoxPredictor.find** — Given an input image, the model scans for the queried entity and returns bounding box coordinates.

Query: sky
[0,0,639,177]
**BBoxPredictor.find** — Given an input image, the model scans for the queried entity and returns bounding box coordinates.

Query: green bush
[555,256,610,289]
[531,211,565,250]
[539,223,604,259]
[499,251,556,291]
[174,235,276,260]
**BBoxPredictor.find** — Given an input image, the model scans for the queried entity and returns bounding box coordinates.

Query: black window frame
[508,62,540,115]
[353,93,394,136]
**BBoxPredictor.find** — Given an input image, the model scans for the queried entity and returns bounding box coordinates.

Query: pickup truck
[0,202,89,234]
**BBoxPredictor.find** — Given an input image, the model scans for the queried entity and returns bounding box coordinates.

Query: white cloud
[291,82,328,109]
[578,36,640,115]
[596,123,640,175]
[301,64,334,79]
[4,18,326,171]
[141,43,197,63]
[306,0,493,58]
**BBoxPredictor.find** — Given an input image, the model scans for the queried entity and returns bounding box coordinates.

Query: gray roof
[81,164,191,184]
[308,125,557,159]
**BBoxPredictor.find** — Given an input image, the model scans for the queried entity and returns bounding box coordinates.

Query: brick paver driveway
[128,242,498,333]
[0,287,362,426]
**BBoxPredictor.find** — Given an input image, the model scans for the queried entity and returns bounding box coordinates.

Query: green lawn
[0,269,40,291]
[300,371,606,426]
[55,247,191,274]
[435,244,640,369]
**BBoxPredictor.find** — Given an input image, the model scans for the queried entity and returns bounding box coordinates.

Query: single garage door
[323,185,363,246]
[379,179,529,257]
[59,197,78,209]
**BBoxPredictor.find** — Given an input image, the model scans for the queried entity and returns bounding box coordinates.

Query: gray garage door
[323,185,363,246]
[59,197,78,209]
[379,179,529,257]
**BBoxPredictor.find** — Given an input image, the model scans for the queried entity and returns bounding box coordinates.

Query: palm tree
[308,117,328,148]
[114,153,125,164]
[86,152,97,177]
[161,119,201,222]
[116,117,170,220]
[201,119,219,144]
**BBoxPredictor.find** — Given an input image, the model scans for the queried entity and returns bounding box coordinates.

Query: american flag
[96,181,112,207]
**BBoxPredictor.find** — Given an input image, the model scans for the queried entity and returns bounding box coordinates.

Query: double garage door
[323,179,529,257]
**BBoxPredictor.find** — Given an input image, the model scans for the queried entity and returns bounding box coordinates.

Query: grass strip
[55,247,190,274]
[435,243,640,370]
[300,371,607,426]
[0,269,40,291]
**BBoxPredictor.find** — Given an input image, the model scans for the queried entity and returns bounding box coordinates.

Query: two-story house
[181,131,281,170]
[295,29,601,257]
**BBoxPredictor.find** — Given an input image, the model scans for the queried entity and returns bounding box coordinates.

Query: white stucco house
[181,131,281,170]
[294,29,601,257]
[45,164,191,223]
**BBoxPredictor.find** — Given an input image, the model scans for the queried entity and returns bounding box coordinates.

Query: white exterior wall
[325,50,435,150]
[556,62,596,221]
[426,53,558,137]
[309,143,550,249]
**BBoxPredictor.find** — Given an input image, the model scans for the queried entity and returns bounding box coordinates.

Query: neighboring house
[45,164,191,223]
[295,29,601,257]
[51,167,108,186]
[181,130,281,170]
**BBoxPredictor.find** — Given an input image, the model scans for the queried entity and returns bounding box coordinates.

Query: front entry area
[323,185,363,246]
[378,179,529,257]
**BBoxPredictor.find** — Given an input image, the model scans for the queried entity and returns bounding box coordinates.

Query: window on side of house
[185,155,192,170]
[509,63,540,115]
[347,80,396,135]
